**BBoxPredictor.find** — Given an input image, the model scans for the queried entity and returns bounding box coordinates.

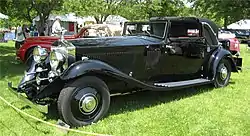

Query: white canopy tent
[227,19,250,30]
[105,15,128,25]
[33,13,78,23]
[0,13,8,19]
[80,16,96,24]
[77,15,128,25]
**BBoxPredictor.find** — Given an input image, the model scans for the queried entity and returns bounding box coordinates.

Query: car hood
[68,36,163,47]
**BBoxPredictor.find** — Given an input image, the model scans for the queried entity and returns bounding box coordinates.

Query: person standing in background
[23,24,30,38]
[51,16,62,36]
[14,25,25,51]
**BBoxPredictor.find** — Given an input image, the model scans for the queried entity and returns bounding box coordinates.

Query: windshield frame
[123,21,168,39]
[149,21,168,39]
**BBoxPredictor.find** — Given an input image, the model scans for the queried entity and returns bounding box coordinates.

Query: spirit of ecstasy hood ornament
[59,29,67,41]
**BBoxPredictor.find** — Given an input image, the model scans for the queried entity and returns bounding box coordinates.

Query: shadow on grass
[37,84,215,125]
[0,45,26,79]
[229,81,236,84]
[108,84,215,116]
[15,112,51,135]
[0,120,18,136]
[0,45,15,55]
[44,103,60,121]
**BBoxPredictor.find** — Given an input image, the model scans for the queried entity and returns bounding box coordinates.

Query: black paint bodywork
[9,17,242,104]
[58,17,240,92]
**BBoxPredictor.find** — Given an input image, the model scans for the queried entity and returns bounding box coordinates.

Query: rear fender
[209,47,237,80]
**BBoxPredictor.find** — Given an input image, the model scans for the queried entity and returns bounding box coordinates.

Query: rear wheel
[57,76,110,127]
[214,59,232,87]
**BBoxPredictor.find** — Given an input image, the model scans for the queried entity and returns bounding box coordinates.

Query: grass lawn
[0,41,250,136]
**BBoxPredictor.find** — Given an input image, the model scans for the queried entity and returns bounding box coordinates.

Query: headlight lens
[49,50,65,71]
[33,46,48,63]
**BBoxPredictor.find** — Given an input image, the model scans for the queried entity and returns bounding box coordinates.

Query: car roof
[150,16,219,37]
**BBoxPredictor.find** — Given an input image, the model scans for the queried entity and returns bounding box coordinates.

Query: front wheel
[214,59,232,87]
[58,76,110,127]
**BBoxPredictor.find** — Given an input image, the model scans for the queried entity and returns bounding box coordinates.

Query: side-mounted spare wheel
[214,59,232,87]
[58,76,110,127]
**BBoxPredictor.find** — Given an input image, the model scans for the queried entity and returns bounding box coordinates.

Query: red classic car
[17,28,87,64]
[218,30,240,55]
[17,24,123,65]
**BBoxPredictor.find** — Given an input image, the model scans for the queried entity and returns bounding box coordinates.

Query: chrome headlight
[33,46,48,63]
[49,50,65,71]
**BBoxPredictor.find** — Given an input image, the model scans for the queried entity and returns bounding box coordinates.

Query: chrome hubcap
[220,65,228,80]
[79,94,98,115]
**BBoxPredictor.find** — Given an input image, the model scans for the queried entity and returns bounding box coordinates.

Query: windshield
[123,22,167,38]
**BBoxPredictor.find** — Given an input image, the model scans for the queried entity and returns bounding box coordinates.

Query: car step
[154,78,212,87]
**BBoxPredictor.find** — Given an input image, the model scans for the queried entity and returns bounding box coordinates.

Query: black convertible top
[150,17,219,37]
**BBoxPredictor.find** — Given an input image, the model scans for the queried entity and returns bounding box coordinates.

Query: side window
[124,23,150,35]
[203,24,218,45]
[204,28,213,45]
[151,23,166,37]
[169,21,201,37]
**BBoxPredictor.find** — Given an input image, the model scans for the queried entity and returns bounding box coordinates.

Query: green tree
[61,0,123,23]
[32,0,63,35]
[119,0,187,21]
[0,0,34,26]
[190,0,250,28]
[0,0,63,35]
[147,0,186,17]
[61,0,187,23]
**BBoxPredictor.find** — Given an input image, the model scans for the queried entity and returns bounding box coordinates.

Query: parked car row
[9,17,242,127]
[222,29,250,39]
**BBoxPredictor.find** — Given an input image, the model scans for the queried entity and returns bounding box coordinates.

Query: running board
[154,79,212,88]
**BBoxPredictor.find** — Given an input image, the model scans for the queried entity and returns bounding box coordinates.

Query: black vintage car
[9,17,242,127]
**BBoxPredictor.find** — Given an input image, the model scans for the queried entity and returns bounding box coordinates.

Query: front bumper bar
[8,82,28,101]
[7,82,48,113]
[8,82,37,104]
[233,56,242,71]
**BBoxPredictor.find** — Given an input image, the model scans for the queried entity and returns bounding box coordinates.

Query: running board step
[154,79,212,87]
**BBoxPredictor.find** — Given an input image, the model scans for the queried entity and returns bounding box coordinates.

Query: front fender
[209,47,237,80]
[60,59,129,81]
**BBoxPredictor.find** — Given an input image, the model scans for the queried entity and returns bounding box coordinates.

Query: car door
[147,20,208,82]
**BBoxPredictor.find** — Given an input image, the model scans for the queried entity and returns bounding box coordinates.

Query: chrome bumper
[8,82,33,103]
[7,82,48,113]
[233,57,242,71]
